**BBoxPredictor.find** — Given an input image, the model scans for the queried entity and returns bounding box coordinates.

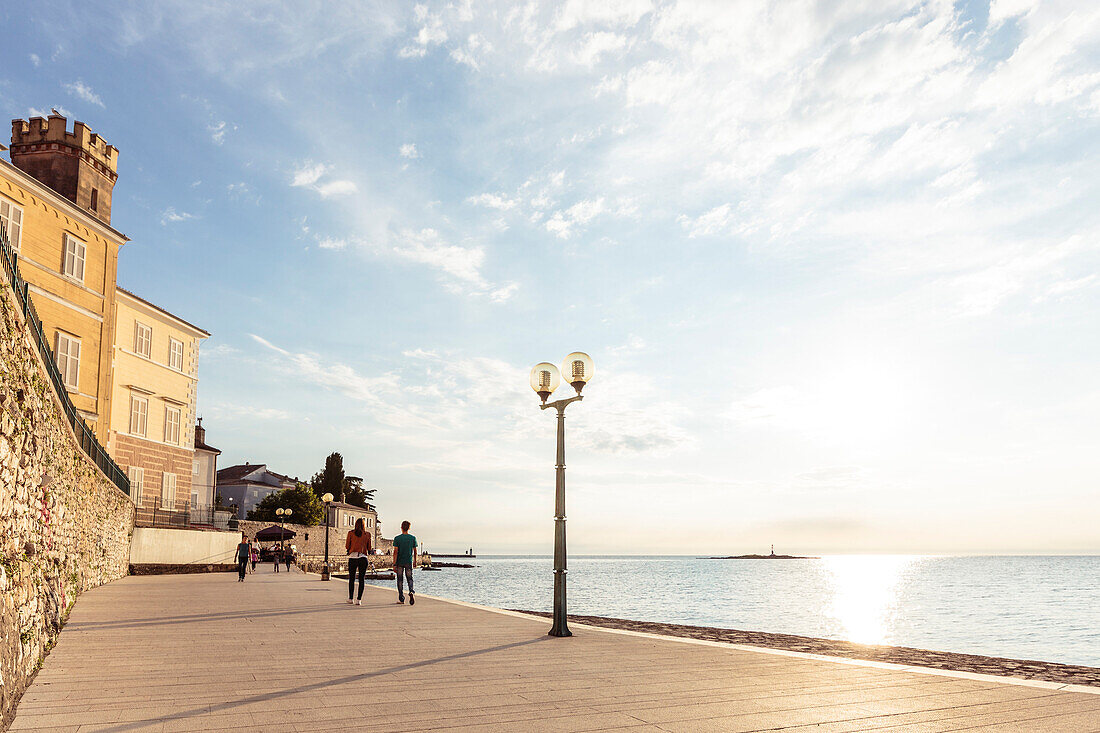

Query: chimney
[9,114,118,225]
[194,417,206,445]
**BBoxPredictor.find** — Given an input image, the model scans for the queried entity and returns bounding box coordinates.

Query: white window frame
[0,198,23,252]
[62,234,86,282]
[161,472,177,508]
[127,466,144,507]
[54,331,80,390]
[168,338,184,370]
[129,394,148,437]
[164,405,181,445]
[134,321,152,358]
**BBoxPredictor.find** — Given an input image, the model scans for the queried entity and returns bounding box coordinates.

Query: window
[192,458,200,477]
[54,332,80,390]
[0,198,22,252]
[169,338,184,370]
[134,321,151,357]
[161,472,177,508]
[62,234,86,281]
[164,406,181,445]
[90,188,98,212]
[129,394,148,436]
[127,467,144,507]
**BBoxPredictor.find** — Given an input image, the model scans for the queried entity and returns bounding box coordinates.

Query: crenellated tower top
[9,113,119,224]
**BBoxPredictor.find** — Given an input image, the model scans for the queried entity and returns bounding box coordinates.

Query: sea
[409,555,1100,667]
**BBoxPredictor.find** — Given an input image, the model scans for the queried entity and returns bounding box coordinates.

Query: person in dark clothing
[346,518,372,605]
[235,535,250,582]
[284,547,294,572]
[272,545,282,572]
[392,520,418,605]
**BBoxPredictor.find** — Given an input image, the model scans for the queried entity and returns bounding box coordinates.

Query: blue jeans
[395,564,414,598]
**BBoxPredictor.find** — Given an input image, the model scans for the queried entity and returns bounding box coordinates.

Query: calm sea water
[409,555,1099,667]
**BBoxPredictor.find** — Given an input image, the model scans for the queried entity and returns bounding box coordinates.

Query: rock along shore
[513,610,1100,687]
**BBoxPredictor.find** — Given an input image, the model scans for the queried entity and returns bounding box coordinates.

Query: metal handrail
[0,222,130,495]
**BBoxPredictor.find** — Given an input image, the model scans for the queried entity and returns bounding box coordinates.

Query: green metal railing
[0,222,130,495]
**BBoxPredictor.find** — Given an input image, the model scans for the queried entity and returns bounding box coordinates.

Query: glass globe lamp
[561,352,593,394]
[530,362,561,402]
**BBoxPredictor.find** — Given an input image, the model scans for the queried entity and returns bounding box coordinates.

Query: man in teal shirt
[392,520,418,605]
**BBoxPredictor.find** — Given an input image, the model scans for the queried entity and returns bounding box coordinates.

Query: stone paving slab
[9,570,1100,732]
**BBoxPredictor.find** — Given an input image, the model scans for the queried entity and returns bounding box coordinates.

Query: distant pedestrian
[392,520,418,605]
[273,545,282,572]
[346,518,373,606]
[284,547,294,572]
[250,547,258,573]
[235,534,250,582]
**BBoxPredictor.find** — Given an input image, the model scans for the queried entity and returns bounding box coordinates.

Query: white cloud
[545,198,605,238]
[316,237,348,250]
[291,161,328,187]
[392,228,486,286]
[399,143,420,158]
[208,120,227,144]
[556,0,653,31]
[290,161,357,198]
[490,282,519,302]
[679,203,733,238]
[466,192,517,210]
[250,334,399,406]
[160,207,194,225]
[62,80,104,107]
[28,106,71,119]
[314,179,358,198]
[29,54,40,67]
[205,402,292,421]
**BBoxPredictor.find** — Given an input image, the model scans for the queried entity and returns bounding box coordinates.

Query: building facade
[107,287,209,524]
[192,418,221,524]
[216,464,296,519]
[2,114,127,442]
[326,501,380,550]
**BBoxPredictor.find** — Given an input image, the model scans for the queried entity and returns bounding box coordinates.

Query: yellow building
[108,288,209,524]
[1,114,126,442]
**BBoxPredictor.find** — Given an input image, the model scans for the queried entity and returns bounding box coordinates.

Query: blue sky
[2,1,1098,553]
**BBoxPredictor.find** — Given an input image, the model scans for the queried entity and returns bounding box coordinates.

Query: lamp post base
[548,569,571,637]
[320,565,330,581]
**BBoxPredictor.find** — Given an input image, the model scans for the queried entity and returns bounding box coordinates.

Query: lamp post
[530,352,593,638]
[275,507,293,556]
[321,493,334,581]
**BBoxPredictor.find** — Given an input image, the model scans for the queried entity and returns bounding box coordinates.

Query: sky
[1,0,1098,554]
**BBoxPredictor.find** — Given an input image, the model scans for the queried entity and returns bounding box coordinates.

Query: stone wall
[0,280,134,728]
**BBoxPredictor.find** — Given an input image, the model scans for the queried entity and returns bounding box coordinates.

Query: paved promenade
[10,571,1100,732]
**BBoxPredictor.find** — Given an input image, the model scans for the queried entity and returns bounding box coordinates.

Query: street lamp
[530,351,593,638]
[321,493,334,581]
[275,507,293,556]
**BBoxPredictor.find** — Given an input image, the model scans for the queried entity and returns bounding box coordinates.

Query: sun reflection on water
[822,555,920,645]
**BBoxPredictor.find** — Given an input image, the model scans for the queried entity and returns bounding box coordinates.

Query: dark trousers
[396,564,414,598]
[348,557,369,600]
[237,559,247,579]
[273,559,280,572]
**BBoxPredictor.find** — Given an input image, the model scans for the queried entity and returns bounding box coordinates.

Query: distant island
[706,545,818,560]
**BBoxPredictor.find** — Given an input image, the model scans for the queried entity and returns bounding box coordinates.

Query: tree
[342,476,377,509]
[246,483,324,525]
[310,452,345,501]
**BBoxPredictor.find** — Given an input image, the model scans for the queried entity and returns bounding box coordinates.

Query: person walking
[392,520,418,605]
[272,544,282,572]
[250,546,258,573]
[284,546,294,572]
[346,518,373,605]
[235,534,250,582]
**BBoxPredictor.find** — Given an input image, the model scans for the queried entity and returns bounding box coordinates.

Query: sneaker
[397,597,405,604]
[409,593,415,606]
[346,599,354,605]
[355,599,362,606]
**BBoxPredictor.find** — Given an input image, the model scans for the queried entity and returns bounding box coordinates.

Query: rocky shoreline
[513,611,1100,687]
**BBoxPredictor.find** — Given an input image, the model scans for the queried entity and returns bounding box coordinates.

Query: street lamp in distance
[529,351,593,638]
[321,493,334,581]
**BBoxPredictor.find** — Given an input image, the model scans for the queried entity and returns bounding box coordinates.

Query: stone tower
[9,114,118,225]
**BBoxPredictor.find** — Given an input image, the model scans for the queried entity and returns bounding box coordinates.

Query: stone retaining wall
[0,281,135,728]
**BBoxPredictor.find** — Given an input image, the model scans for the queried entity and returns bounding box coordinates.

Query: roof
[217,463,296,485]
[116,287,210,337]
[328,501,377,513]
[194,437,221,454]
